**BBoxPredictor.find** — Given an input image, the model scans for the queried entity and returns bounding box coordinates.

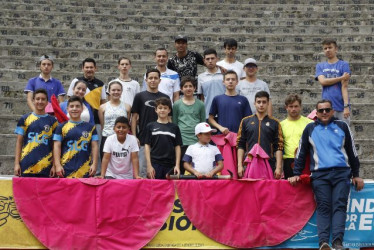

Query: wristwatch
[344,104,350,108]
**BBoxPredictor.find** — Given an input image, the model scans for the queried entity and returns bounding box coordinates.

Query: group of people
[15,36,364,250]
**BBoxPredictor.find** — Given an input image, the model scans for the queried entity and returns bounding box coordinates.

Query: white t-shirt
[217,60,246,79]
[108,78,140,106]
[183,142,223,174]
[237,79,271,114]
[103,133,139,179]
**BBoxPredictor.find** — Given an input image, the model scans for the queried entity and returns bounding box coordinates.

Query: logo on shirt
[145,100,156,108]
[44,125,51,132]
[82,131,89,138]
[28,132,49,145]
[266,122,270,126]
[67,140,88,151]
[251,122,255,125]
[113,149,129,158]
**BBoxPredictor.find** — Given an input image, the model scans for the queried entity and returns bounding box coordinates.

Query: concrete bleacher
[0,0,373,178]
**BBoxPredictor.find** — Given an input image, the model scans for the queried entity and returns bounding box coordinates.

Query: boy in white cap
[237,58,273,116]
[182,122,223,178]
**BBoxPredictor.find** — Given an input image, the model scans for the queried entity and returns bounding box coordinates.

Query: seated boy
[183,123,224,178]
[53,96,99,178]
[14,88,58,177]
[144,97,182,179]
[100,116,140,179]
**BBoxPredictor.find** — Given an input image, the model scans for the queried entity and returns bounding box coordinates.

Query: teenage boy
[315,39,351,124]
[100,116,140,179]
[14,88,58,177]
[280,94,312,179]
[131,68,170,178]
[109,57,140,106]
[237,91,283,179]
[209,70,251,134]
[173,76,206,173]
[217,39,245,80]
[24,55,65,112]
[183,122,223,178]
[167,35,204,79]
[53,96,99,178]
[143,48,180,103]
[144,97,182,179]
[197,48,225,119]
[289,99,364,250]
[237,58,273,116]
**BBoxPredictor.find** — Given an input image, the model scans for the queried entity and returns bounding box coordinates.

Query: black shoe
[332,239,344,250]
[319,242,332,250]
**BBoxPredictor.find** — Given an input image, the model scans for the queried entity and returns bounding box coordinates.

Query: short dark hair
[255,91,270,101]
[114,116,130,127]
[223,70,238,81]
[73,80,88,89]
[108,81,123,91]
[203,48,217,58]
[33,88,48,99]
[146,68,161,78]
[82,58,96,67]
[285,93,302,106]
[180,76,196,89]
[321,39,337,47]
[155,97,172,110]
[117,57,132,65]
[316,99,333,109]
[67,95,83,106]
[223,38,238,48]
[155,48,168,55]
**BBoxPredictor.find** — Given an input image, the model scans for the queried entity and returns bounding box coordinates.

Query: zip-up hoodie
[294,117,360,177]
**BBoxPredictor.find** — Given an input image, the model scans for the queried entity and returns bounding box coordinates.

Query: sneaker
[319,242,332,250]
[332,239,344,250]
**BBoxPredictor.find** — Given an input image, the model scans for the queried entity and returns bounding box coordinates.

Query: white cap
[244,58,257,66]
[195,122,217,135]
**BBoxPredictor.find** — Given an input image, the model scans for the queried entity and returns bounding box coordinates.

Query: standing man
[197,48,225,119]
[131,68,170,178]
[24,55,65,112]
[281,94,312,179]
[217,38,245,80]
[108,57,140,106]
[237,91,283,179]
[167,35,204,79]
[288,99,364,250]
[315,39,351,124]
[237,58,273,116]
[143,48,180,103]
[208,70,251,134]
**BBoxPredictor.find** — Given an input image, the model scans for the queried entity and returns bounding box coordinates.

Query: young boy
[108,57,140,106]
[53,96,99,178]
[100,116,140,179]
[197,48,225,119]
[183,123,224,178]
[208,70,252,134]
[144,97,182,179]
[173,76,206,174]
[217,39,245,80]
[14,88,58,177]
[315,39,351,124]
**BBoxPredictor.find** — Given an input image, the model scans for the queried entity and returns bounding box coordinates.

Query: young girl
[100,116,140,179]
[99,81,131,159]
[60,80,94,125]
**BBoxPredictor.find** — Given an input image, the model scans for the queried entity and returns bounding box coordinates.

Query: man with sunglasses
[237,58,273,116]
[288,99,364,250]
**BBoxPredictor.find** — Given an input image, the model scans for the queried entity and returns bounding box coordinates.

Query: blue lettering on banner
[67,140,88,151]
[27,132,48,145]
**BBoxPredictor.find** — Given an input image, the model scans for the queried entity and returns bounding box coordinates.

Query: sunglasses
[317,108,332,113]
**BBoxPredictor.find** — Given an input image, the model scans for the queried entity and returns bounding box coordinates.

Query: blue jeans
[311,167,351,244]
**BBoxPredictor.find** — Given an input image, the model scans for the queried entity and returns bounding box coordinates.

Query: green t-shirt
[172,98,206,145]
[281,116,313,159]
